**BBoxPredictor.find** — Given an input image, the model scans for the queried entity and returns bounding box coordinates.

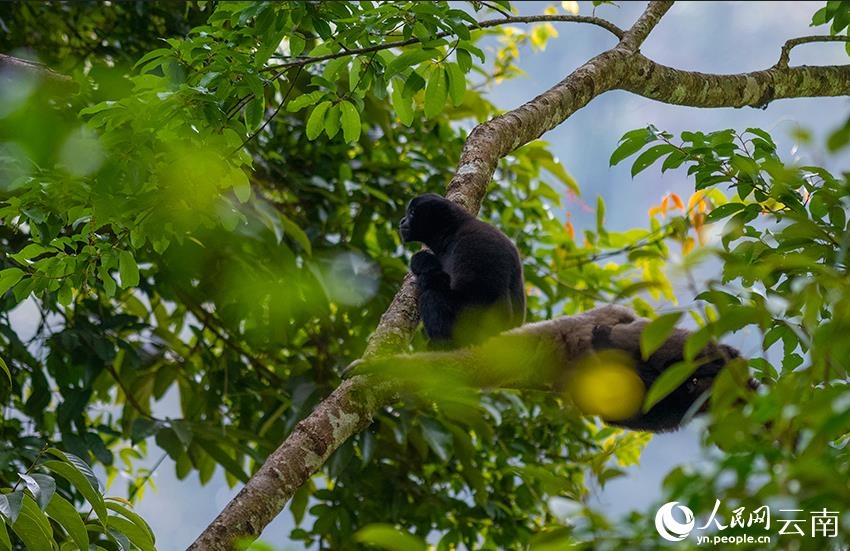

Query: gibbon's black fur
[590,323,744,432]
[399,193,525,347]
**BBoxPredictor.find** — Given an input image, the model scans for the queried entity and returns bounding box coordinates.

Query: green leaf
[640,312,683,360]
[339,100,361,143]
[457,40,484,63]
[386,48,438,76]
[98,266,117,298]
[596,195,606,233]
[194,438,249,483]
[281,214,312,255]
[244,96,264,131]
[704,202,745,224]
[419,418,452,461]
[46,494,89,551]
[107,514,155,551]
[349,57,363,93]
[423,65,448,118]
[19,473,55,510]
[609,127,654,166]
[10,496,52,551]
[0,491,23,523]
[402,69,426,97]
[118,250,140,288]
[231,163,252,204]
[809,192,829,220]
[456,48,472,72]
[445,62,466,106]
[811,6,828,25]
[0,357,9,385]
[782,352,804,371]
[660,149,688,172]
[630,143,677,177]
[745,127,775,145]
[324,103,341,139]
[132,48,172,71]
[643,361,697,413]
[0,520,10,551]
[106,500,155,545]
[10,243,54,262]
[354,524,428,551]
[289,34,306,57]
[306,100,332,140]
[57,281,73,306]
[289,482,313,526]
[0,268,25,296]
[830,204,847,230]
[684,326,712,361]
[391,81,414,126]
[43,456,107,525]
[286,91,324,112]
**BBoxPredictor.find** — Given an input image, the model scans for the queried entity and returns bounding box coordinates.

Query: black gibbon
[399,193,525,347]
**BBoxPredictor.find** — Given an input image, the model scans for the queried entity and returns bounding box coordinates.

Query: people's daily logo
[655,501,695,542]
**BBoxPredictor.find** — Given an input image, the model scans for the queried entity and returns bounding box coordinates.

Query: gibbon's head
[617,343,743,432]
[399,193,468,246]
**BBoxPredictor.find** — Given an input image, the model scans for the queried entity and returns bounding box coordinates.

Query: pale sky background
[86,1,849,548]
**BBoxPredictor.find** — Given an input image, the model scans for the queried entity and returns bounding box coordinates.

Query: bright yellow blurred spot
[565,356,645,421]
[561,1,580,15]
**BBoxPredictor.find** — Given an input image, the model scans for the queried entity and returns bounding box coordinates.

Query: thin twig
[232,65,304,155]
[776,35,850,68]
[262,13,624,74]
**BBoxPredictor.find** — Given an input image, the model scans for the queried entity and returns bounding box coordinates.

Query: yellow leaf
[682,236,695,255]
[687,191,707,213]
[561,1,580,15]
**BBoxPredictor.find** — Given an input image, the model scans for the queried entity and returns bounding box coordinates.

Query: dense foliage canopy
[1,1,849,550]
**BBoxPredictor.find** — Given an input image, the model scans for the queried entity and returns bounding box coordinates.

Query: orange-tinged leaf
[691,211,705,229]
[670,192,684,210]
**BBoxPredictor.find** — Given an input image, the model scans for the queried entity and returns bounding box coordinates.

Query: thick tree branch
[187,375,397,549]
[622,54,850,109]
[617,0,673,52]
[0,53,76,92]
[191,1,850,547]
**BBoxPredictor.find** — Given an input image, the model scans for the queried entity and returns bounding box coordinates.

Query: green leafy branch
[262,14,624,74]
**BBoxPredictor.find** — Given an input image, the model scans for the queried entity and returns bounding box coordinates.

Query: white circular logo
[655,501,695,542]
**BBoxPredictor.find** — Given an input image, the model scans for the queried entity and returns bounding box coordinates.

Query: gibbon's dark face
[399,193,465,246]
[398,210,414,242]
